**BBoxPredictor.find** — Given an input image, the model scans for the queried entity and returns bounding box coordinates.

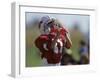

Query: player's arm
[65,33,72,49]
[35,36,49,59]
[35,36,48,52]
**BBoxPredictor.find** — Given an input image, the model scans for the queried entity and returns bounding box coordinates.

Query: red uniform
[35,26,69,64]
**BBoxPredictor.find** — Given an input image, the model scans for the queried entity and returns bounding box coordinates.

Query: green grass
[26,27,43,67]
[70,30,84,61]
[26,46,42,67]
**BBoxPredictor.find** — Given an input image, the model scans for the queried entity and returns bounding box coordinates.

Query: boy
[35,17,72,66]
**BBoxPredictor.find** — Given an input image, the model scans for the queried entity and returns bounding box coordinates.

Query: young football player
[35,17,72,66]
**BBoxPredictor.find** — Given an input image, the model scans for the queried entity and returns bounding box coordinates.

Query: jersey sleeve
[35,35,49,53]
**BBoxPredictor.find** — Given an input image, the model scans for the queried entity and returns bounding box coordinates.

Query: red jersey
[35,25,70,64]
[35,33,65,64]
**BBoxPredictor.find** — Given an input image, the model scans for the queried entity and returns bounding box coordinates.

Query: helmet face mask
[39,22,51,34]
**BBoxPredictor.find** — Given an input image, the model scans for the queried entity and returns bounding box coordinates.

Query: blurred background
[25,12,90,67]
